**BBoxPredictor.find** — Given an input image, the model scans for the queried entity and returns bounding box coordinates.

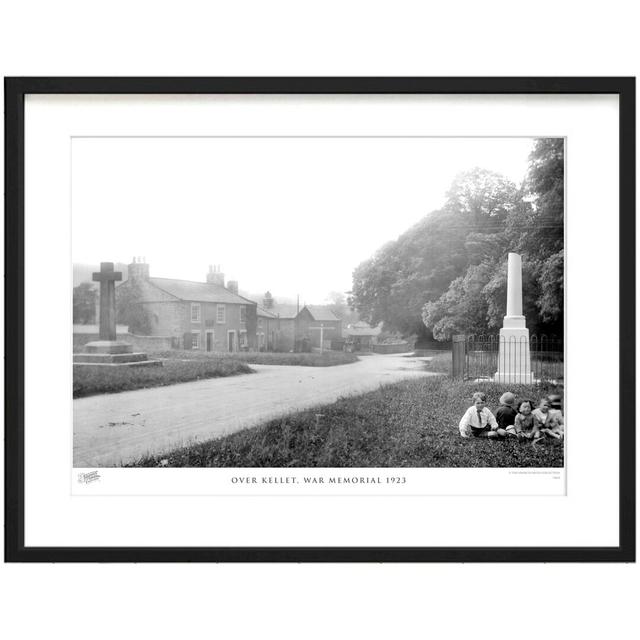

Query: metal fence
[452,334,563,384]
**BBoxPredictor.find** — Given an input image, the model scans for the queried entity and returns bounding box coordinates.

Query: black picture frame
[4,77,635,563]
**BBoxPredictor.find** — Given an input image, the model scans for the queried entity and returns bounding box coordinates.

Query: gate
[452,334,467,379]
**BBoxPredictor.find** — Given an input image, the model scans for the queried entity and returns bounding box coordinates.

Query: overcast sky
[72,137,535,304]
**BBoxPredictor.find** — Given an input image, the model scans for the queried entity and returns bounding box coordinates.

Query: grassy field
[130,376,564,468]
[73,357,253,398]
[151,350,359,367]
[422,351,452,374]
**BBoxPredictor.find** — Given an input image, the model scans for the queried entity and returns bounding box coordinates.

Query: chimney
[128,256,149,281]
[227,280,239,295]
[206,264,225,286]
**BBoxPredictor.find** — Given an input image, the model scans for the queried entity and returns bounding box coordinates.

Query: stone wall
[124,334,177,352]
[257,316,285,351]
[185,301,255,351]
[143,301,188,338]
[372,342,411,354]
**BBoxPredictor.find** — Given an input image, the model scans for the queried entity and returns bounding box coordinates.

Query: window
[191,303,201,323]
[216,304,226,323]
[240,330,248,348]
[191,331,200,350]
[240,305,247,323]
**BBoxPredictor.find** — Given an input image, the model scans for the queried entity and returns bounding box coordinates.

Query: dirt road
[73,353,437,467]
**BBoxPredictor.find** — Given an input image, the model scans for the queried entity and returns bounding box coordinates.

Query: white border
[24,94,619,547]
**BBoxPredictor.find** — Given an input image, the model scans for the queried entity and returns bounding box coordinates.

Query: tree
[537,250,563,326]
[73,282,97,324]
[350,169,520,337]
[325,290,359,324]
[444,167,519,227]
[115,283,153,334]
[421,140,564,339]
[350,143,564,341]
[422,263,493,340]
[511,138,564,260]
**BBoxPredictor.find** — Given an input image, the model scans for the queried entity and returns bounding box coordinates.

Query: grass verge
[422,351,452,375]
[153,350,359,367]
[74,358,253,398]
[130,376,563,468]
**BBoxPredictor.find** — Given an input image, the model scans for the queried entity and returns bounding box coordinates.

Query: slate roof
[148,278,256,305]
[305,305,341,322]
[257,306,278,319]
[269,304,301,319]
[345,321,382,337]
[253,303,341,321]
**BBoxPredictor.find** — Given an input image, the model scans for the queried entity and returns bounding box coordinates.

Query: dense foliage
[115,282,153,334]
[349,140,564,340]
[72,282,97,324]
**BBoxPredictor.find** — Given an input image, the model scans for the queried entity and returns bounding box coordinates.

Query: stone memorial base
[73,340,162,368]
[493,322,533,384]
[493,371,534,384]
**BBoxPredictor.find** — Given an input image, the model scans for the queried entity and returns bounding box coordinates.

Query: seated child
[532,397,563,440]
[542,394,564,439]
[532,398,550,430]
[513,399,540,440]
[495,392,518,438]
[459,391,499,438]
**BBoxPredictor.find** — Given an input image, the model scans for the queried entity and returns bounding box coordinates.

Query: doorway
[206,331,214,352]
[227,330,236,352]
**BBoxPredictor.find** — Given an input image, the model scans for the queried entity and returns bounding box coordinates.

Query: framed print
[4,77,635,562]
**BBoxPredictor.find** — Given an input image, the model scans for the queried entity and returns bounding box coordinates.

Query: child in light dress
[459,392,499,438]
[513,399,541,440]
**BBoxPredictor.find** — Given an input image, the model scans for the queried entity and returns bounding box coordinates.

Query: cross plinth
[93,262,122,341]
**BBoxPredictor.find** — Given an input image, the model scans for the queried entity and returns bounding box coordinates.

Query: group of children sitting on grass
[459,391,564,442]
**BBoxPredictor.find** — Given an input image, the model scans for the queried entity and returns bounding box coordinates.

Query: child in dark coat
[495,392,518,438]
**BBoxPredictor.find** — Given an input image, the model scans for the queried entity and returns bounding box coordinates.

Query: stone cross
[93,262,122,341]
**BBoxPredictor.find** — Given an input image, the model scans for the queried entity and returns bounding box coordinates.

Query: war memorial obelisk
[494,252,533,383]
[73,262,159,367]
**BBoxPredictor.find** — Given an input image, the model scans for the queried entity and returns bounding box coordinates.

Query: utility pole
[309,323,335,354]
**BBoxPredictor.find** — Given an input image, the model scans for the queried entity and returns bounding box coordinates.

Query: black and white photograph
[72,135,565,471]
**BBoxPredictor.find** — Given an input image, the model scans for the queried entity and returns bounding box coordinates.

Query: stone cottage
[257,306,280,351]
[116,260,258,352]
